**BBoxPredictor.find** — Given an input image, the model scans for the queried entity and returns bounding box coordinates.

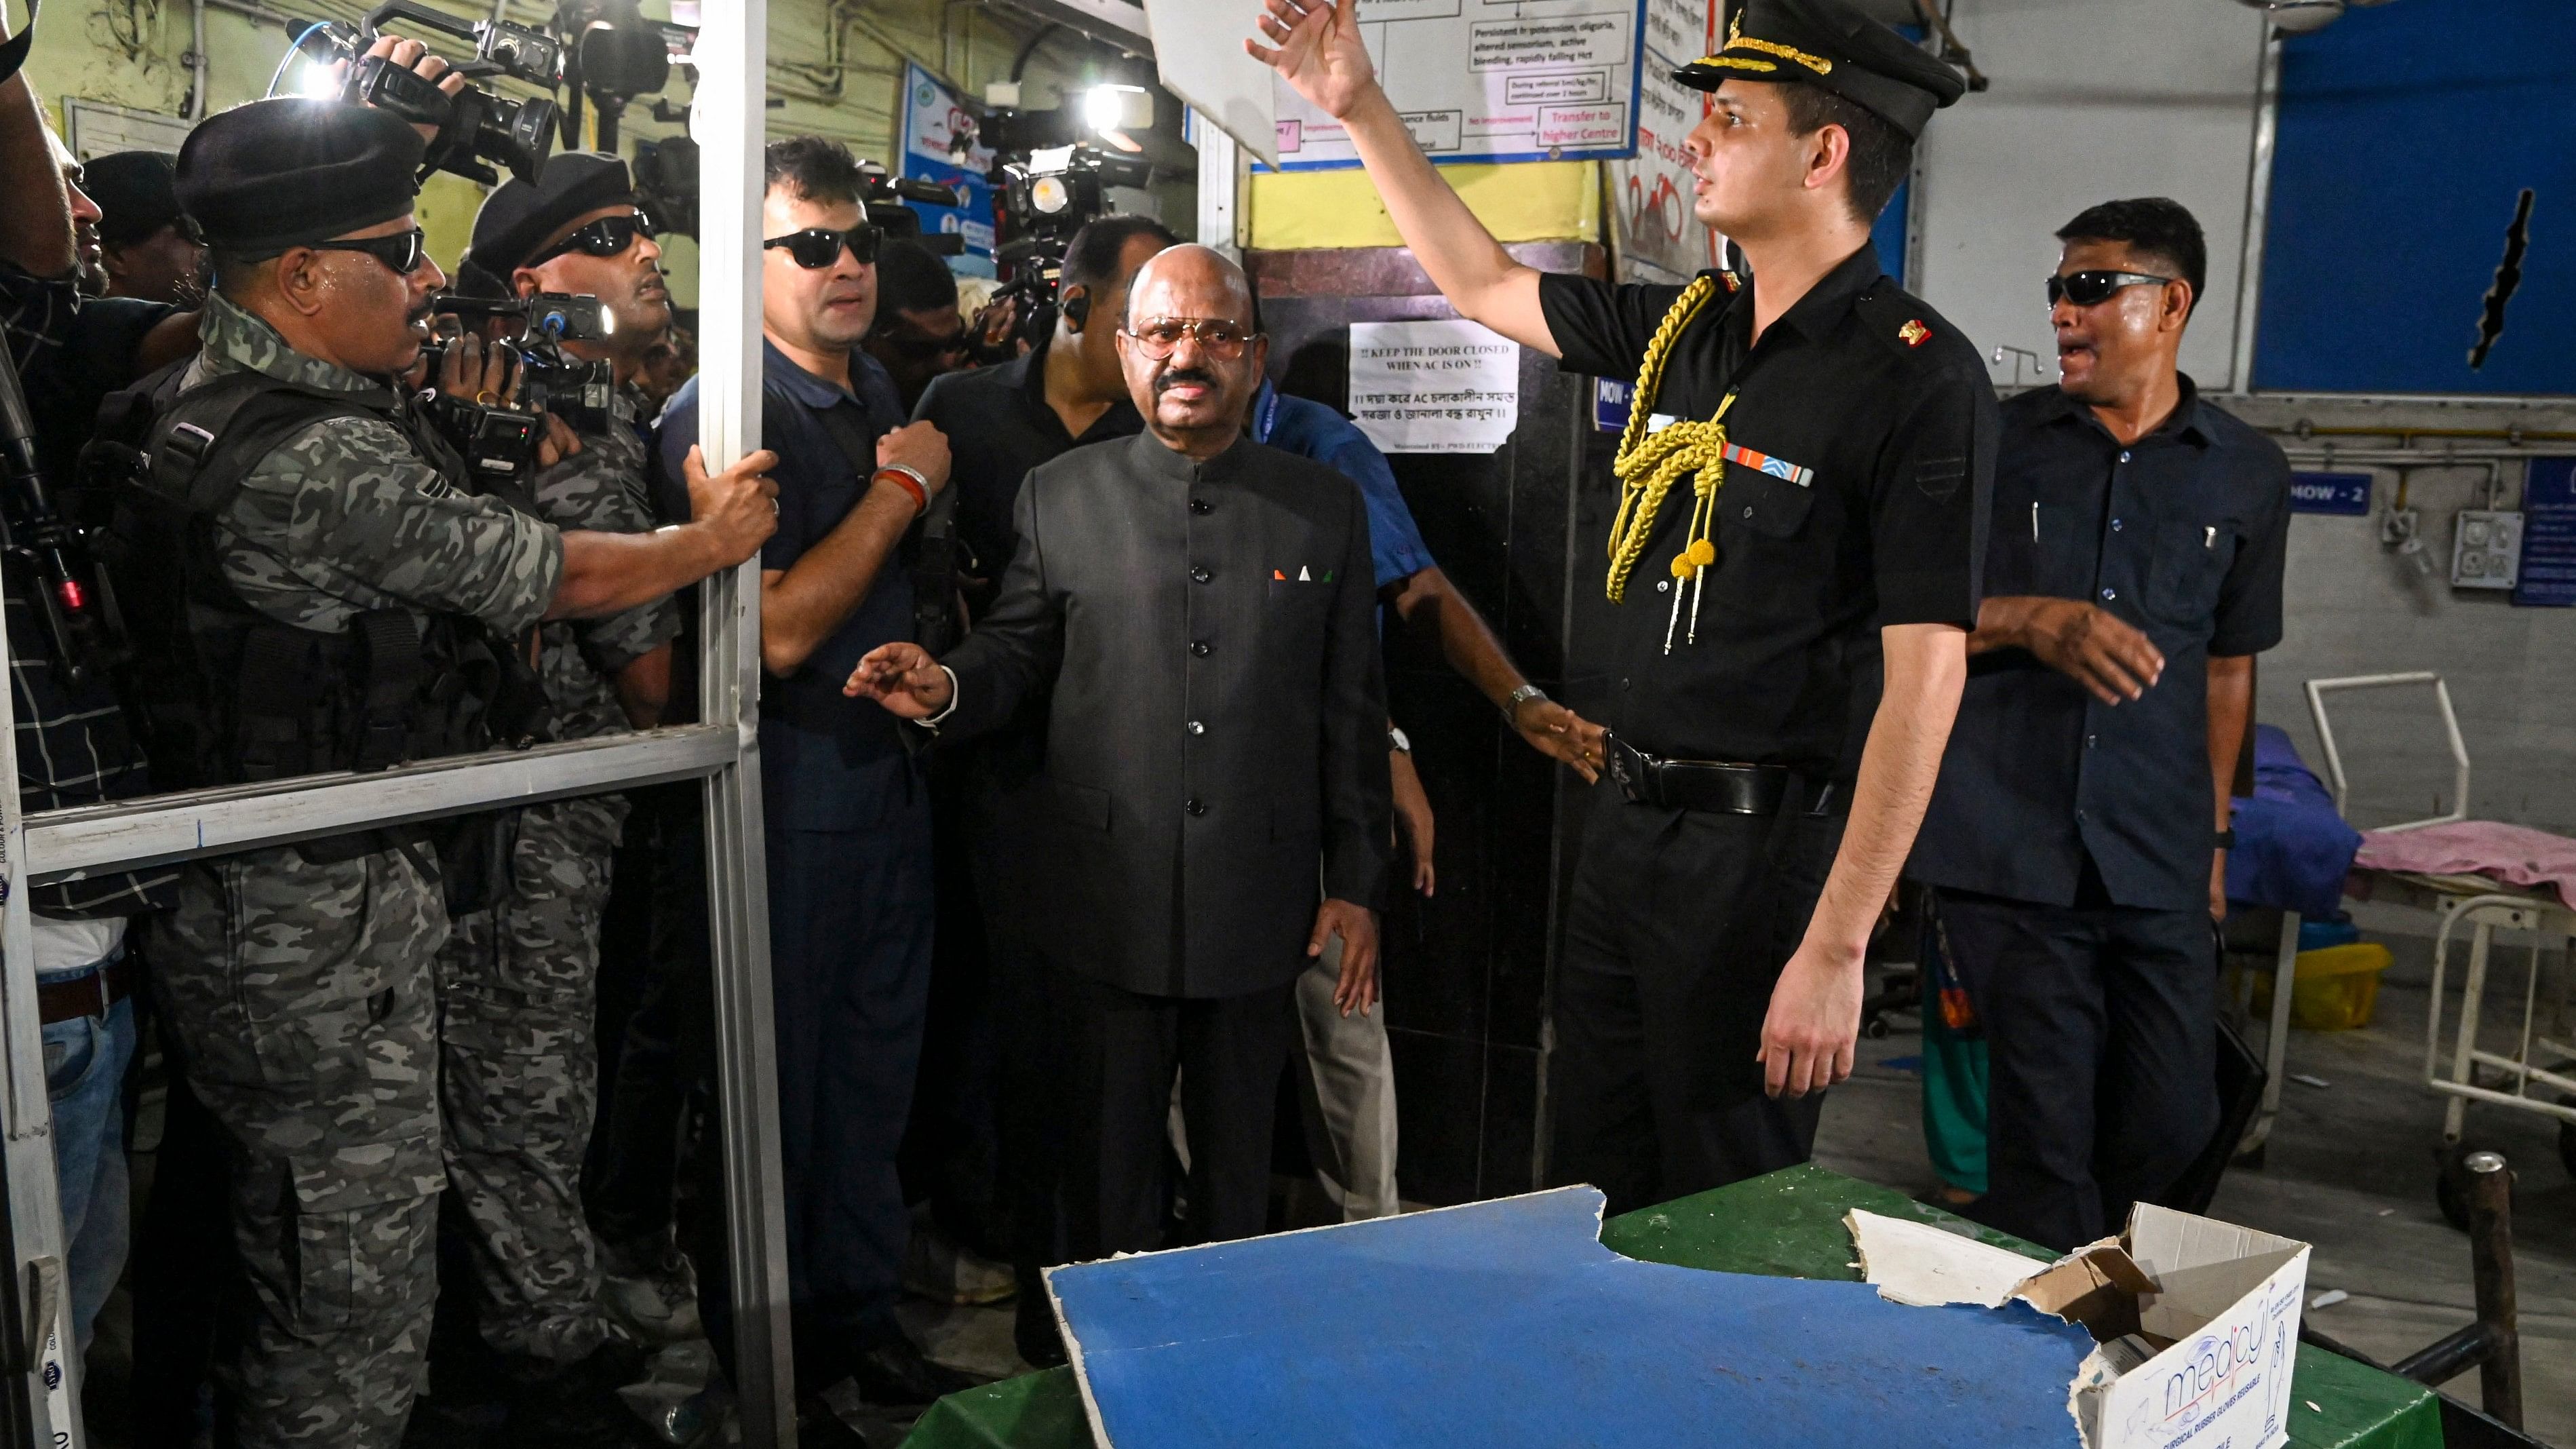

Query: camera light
[293,58,342,100]
[1083,84,1151,137]
[1031,175,1071,215]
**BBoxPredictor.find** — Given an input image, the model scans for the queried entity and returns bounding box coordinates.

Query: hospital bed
[2303,672,2576,1224]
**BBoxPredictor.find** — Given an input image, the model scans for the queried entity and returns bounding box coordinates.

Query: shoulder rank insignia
[1898,318,1931,348]
[1720,270,1742,294]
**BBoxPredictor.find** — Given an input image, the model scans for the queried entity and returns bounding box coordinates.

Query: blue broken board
[1047,1186,2094,1448]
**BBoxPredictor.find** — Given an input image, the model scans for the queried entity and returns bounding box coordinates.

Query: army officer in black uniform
[1255,0,1995,1210]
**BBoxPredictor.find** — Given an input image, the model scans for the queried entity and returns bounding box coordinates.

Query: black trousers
[1051,965,1296,1263]
[1936,884,2217,1252]
[587,786,713,1261]
[1552,781,1843,1216]
[765,805,936,1351]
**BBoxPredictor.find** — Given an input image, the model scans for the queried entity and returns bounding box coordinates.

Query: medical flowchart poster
[1270,0,1649,168]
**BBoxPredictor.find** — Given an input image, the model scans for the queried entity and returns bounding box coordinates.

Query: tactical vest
[87,365,552,832]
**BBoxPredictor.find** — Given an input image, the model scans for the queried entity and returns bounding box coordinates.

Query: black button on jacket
[1540,242,1997,777]
[937,431,1393,999]
[1911,379,2291,910]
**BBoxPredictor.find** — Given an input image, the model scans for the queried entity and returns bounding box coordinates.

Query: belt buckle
[1605,733,1658,806]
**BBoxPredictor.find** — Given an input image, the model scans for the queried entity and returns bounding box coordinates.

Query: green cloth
[901,1165,2438,1449]
[1920,1005,1991,1195]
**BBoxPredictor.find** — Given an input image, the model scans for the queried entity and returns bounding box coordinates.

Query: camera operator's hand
[682,444,781,568]
[345,36,467,144]
[536,412,583,469]
[437,331,518,409]
[972,294,1026,361]
[876,421,952,496]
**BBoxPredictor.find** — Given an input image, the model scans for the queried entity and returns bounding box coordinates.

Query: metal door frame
[0,3,801,1442]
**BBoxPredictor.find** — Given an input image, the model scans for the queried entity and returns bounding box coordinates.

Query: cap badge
[1898,319,1931,348]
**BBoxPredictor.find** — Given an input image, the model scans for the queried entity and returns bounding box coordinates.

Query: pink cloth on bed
[2352,820,2576,908]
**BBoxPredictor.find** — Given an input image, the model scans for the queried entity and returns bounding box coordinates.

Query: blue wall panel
[2252,0,2575,395]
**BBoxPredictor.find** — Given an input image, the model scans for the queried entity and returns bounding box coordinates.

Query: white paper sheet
[1347,319,1521,455]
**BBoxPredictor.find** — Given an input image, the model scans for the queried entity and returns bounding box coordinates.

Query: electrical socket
[2450,509,2523,590]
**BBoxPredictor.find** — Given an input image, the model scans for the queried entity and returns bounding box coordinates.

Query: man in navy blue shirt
[1911,199,2289,1251]
[659,136,963,1409]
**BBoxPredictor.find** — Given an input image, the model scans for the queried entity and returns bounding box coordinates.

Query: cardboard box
[1849,1205,2311,1449]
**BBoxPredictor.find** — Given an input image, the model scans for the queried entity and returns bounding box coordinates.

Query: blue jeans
[43,977,136,1356]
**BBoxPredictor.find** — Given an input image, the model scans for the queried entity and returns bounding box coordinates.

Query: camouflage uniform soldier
[421,155,696,1435]
[139,85,777,1449]
[435,400,676,1359]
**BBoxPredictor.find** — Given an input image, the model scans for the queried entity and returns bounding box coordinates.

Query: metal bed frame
[2294,673,2576,1224]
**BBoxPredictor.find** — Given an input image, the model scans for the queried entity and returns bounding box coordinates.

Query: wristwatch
[1388,726,1412,754]
[2214,828,2237,849]
[1502,683,1549,724]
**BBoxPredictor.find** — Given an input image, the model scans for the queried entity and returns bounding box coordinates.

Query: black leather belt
[38,953,134,1026]
[1605,733,1848,817]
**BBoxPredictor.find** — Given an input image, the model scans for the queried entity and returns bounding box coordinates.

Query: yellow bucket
[2246,942,2394,1032]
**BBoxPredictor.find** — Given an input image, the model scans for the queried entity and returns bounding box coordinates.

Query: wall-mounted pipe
[201,0,302,28]
[2281,424,2576,446]
[2277,446,2537,466]
[185,0,210,119]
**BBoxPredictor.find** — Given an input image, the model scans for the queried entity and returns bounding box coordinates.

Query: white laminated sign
[1348,320,1521,455]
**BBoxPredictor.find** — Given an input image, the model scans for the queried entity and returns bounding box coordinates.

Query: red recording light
[57,579,84,612]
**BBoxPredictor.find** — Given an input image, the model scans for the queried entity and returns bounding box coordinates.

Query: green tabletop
[903,1164,2440,1449]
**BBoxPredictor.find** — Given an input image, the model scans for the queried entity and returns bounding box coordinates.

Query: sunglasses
[1122,317,1255,361]
[763,224,884,269]
[307,227,428,275]
[528,212,654,267]
[2046,269,2174,308]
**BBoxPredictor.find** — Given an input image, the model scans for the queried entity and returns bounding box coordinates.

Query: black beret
[875,237,959,316]
[467,151,635,278]
[81,151,185,248]
[174,99,424,254]
[1673,0,1967,139]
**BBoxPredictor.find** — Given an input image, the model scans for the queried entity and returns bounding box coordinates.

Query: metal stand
[2237,910,2301,1159]
[2392,1152,2522,1426]
[2310,1153,2523,1437]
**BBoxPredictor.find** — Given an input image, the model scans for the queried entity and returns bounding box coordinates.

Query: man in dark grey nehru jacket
[847,244,1392,1264]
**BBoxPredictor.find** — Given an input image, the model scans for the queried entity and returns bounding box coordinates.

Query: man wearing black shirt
[1911,199,2290,1251]
[1255,0,1991,1211]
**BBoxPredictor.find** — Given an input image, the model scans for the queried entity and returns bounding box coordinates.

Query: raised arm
[1249,0,1556,355]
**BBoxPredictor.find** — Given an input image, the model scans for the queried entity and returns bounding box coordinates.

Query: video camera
[288,1,564,187]
[0,339,123,682]
[859,163,967,256]
[985,139,1150,349]
[418,291,619,483]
